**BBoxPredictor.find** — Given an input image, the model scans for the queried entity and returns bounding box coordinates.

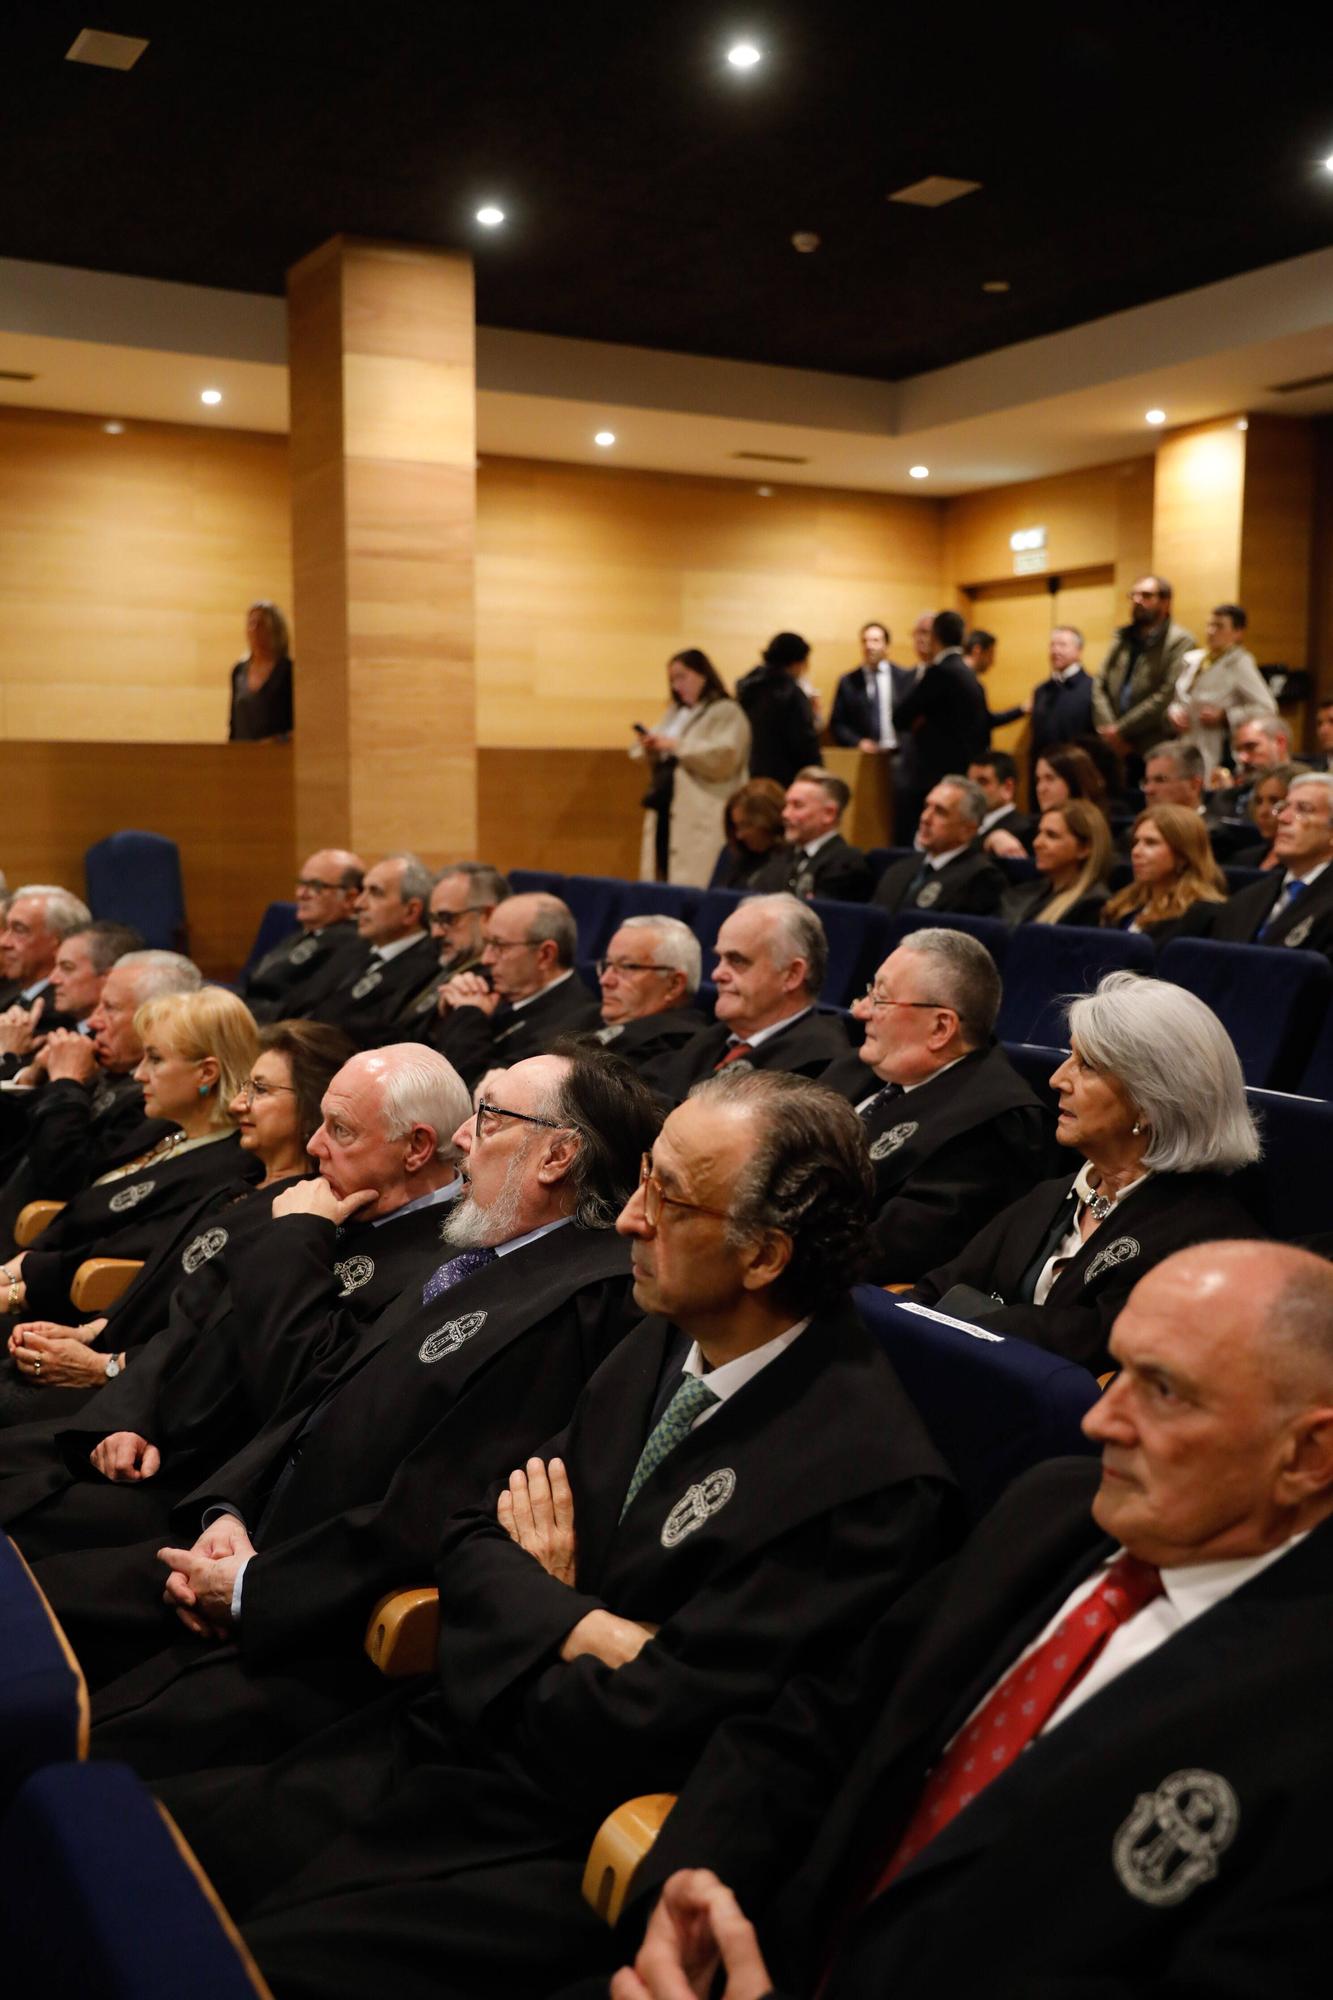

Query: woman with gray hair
[909,971,1261,1372]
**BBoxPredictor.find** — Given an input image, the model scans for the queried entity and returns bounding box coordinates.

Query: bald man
[240,849,364,1021]
[614,1241,1333,1999]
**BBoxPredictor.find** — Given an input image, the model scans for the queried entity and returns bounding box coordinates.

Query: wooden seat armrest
[884,1282,913,1294]
[15,1199,65,1246]
[70,1258,145,1313]
[582,1795,678,1925]
[364,1587,440,1675]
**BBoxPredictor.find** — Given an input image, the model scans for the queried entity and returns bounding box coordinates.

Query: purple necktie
[422,1245,497,1304]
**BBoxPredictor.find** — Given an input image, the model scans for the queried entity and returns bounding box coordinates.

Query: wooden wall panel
[1238,414,1315,669]
[943,457,1154,589]
[1151,421,1245,641]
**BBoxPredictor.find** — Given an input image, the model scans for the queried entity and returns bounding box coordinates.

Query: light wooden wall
[1238,414,1315,669]
[1151,421,1247,641]
[943,456,1155,591]
[0,407,291,742]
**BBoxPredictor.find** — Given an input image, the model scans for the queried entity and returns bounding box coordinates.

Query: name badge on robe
[870,1120,919,1161]
[334,1253,375,1297]
[350,968,384,1001]
[182,1226,228,1273]
[1084,1234,1140,1284]
[1112,1769,1239,1907]
[1285,916,1314,948]
[661,1468,737,1548]
[289,935,319,966]
[914,879,942,908]
[108,1179,156,1213]
[418,1310,488,1363]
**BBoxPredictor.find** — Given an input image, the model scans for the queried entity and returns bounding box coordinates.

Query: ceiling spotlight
[727,42,762,68]
[1144,408,1166,425]
[594,430,616,448]
[1323,155,1333,172]
[791,231,820,253]
[908,465,930,480]
[981,279,1010,294]
[200,388,223,406]
[1236,417,1249,431]
[102,420,125,436]
[755,485,774,498]
[475,204,505,227]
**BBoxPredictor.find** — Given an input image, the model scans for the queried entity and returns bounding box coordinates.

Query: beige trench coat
[632,697,752,886]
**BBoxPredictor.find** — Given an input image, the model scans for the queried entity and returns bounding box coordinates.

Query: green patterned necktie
[620,1374,719,1520]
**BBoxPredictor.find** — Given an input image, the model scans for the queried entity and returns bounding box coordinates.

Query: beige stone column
[286,236,476,864]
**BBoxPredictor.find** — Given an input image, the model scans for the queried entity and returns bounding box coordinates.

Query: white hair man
[0,884,91,1014]
[595,915,707,1068]
[301,854,438,1043]
[1210,771,1333,957]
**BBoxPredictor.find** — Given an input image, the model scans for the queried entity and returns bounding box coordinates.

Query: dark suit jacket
[1206,866,1333,958]
[820,1044,1051,1282]
[304,935,441,1047]
[981,803,1035,851]
[752,834,873,903]
[240,921,358,1022]
[830,664,906,747]
[428,974,602,1087]
[736,665,821,788]
[591,1006,709,1071]
[647,1008,851,1101]
[911,1168,1261,1371]
[892,652,990,790]
[1000,877,1110,928]
[872,845,1005,918]
[632,1456,1333,1999]
[1030,668,1094,756]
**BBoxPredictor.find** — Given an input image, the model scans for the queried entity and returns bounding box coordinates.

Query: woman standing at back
[229,601,294,741]
[633,649,750,886]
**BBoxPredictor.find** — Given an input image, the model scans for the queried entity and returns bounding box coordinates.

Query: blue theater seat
[507,868,566,897]
[867,846,913,884]
[1158,937,1332,1090]
[1001,1042,1067,1118]
[0,1534,87,1812]
[84,830,187,952]
[809,899,892,1007]
[1297,1017,1333,1101]
[1222,865,1267,895]
[995,854,1038,886]
[852,1287,1100,1520]
[997,925,1154,1045]
[0,1762,267,1996]
[239,899,297,979]
[619,882,702,928]
[553,876,628,959]
[888,909,1010,969]
[690,886,751,959]
[1244,1089,1333,1241]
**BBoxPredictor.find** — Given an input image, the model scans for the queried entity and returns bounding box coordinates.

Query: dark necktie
[1259,876,1304,939]
[858,1082,905,1134]
[423,1244,497,1304]
[620,1374,719,1518]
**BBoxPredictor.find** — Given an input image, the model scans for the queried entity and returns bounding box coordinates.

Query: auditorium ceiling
[6,1,1333,383]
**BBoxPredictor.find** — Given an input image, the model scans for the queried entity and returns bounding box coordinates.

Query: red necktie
[713,1040,755,1070]
[873,1553,1163,1894]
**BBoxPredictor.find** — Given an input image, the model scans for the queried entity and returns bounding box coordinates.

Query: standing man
[1030,625,1095,763]
[830,621,908,752]
[893,611,991,827]
[595,917,708,1070]
[240,850,363,1021]
[871,777,1005,917]
[401,862,510,1034]
[1313,697,1333,773]
[429,891,600,1085]
[965,629,1027,744]
[753,769,872,902]
[1209,772,1333,956]
[1093,576,1194,776]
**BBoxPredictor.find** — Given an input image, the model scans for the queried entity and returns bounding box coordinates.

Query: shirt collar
[924,843,969,871]
[370,930,427,965]
[733,1004,813,1050]
[1149,1533,1309,1620]
[1284,859,1330,891]
[801,830,838,858]
[1053,661,1085,684]
[495,1214,572,1257]
[371,1175,462,1228]
[511,968,575,1013]
[681,1318,811,1403]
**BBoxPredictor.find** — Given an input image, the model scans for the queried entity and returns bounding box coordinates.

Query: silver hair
[743,893,828,998]
[518,893,579,969]
[115,950,203,1001]
[891,930,1000,1047]
[382,854,434,916]
[1066,971,1259,1174]
[436,861,511,908]
[375,1046,473,1163]
[937,775,987,830]
[1231,709,1292,746]
[11,885,92,939]
[618,915,701,994]
[1145,741,1205,780]
[1286,772,1333,816]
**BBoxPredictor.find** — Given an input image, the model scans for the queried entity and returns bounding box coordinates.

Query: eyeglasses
[474,1100,570,1141]
[238,1078,298,1104]
[1278,800,1331,823]
[637,1154,733,1229]
[430,908,483,930]
[861,986,952,1013]
[596,957,673,977]
[295,877,342,893]
[480,935,534,954]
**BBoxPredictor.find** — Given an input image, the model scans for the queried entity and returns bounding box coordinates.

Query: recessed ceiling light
[791,231,820,253]
[1236,417,1249,431]
[1323,155,1333,172]
[594,430,616,448]
[727,42,761,68]
[102,420,125,435]
[887,176,981,208]
[200,388,223,406]
[981,279,1010,294]
[1145,408,1166,425]
[908,465,930,480]
[755,485,773,498]
[475,204,505,227]
[66,28,148,70]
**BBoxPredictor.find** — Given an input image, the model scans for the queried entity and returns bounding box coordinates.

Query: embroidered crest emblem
[1084,1235,1141,1284]
[288,935,318,966]
[595,1023,625,1043]
[91,1080,116,1118]
[418,1310,488,1363]
[1112,1768,1239,1907]
[181,1226,229,1274]
[334,1253,375,1297]
[720,1056,754,1074]
[108,1179,155,1213]
[870,1120,920,1162]
[661,1468,737,1549]
[1284,917,1314,949]
[915,879,942,908]
[349,969,383,1000]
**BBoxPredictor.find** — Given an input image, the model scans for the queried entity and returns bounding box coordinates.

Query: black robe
[427,975,602,1085]
[1001,878,1110,928]
[0,1071,168,1258]
[42,1219,633,1762]
[302,936,442,1047]
[872,845,1005,917]
[589,1005,709,1071]
[1206,865,1333,958]
[239,920,358,1022]
[820,1043,1052,1282]
[911,1168,1261,1371]
[155,1301,958,2000]
[631,1457,1333,1999]
[644,1008,850,1101]
[752,835,873,904]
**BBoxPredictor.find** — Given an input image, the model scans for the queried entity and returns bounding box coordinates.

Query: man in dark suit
[0,883,91,1016]
[821,930,1049,1282]
[645,895,849,1098]
[594,917,709,1070]
[1314,698,1333,772]
[1208,772,1333,957]
[397,861,510,1035]
[752,767,872,903]
[967,749,1036,855]
[892,610,991,827]
[297,854,438,1044]
[0,917,143,1085]
[612,1240,1333,2000]
[430,891,601,1086]
[1030,624,1094,764]
[871,776,1005,917]
[154,1070,957,2000]
[829,620,909,751]
[239,849,363,1023]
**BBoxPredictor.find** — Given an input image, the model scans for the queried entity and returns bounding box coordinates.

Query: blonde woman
[1102,804,1227,949]
[1002,800,1112,927]
[229,600,293,741]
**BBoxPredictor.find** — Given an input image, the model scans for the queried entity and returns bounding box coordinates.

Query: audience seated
[872,776,1005,917]
[646,894,848,1097]
[1032,741,1109,815]
[1209,709,1296,812]
[752,767,871,903]
[967,749,1035,857]
[614,1243,1333,2000]
[1228,761,1296,869]
[1002,800,1113,927]
[429,891,600,1084]
[594,917,708,1066]
[909,973,1260,1371]
[1092,573,1194,774]
[1208,773,1333,958]
[0,918,142,1089]
[819,930,1048,1282]
[151,1070,957,2000]
[1140,738,1207,815]
[301,854,437,1042]
[0,885,92,1021]
[402,861,510,1031]
[1100,804,1227,948]
[711,777,787,890]
[239,849,363,1021]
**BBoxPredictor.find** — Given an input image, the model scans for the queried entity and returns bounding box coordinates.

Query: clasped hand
[497,1456,657,1668]
[611,1870,773,2000]
[0,997,43,1057]
[41,1030,98,1083]
[440,970,499,1016]
[9,1317,109,1384]
[157,1512,256,1639]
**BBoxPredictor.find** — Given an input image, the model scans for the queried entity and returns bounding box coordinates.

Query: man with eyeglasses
[295,854,438,1046]
[71,1047,657,1785]
[239,849,364,1022]
[0,883,91,1016]
[399,862,511,1031]
[1208,772,1333,957]
[429,891,600,1085]
[151,1068,956,2000]
[820,932,1049,1283]
[594,916,708,1069]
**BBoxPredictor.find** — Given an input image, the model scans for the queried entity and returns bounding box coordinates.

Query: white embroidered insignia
[1112,1768,1239,1907]
[418,1310,489,1363]
[661,1468,737,1549]
[349,969,383,1000]
[181,1226,229,1273]
[288,935,318,966]
[108,1179,156,1213]
[334,1253,375,1297]
[1284,917,1314,949]
[915,879,943,908]
[870,1120,920,1162]
[1084,1235,1141,1284]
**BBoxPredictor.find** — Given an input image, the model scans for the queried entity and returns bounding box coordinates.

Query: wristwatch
[104,1353,122,1379]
